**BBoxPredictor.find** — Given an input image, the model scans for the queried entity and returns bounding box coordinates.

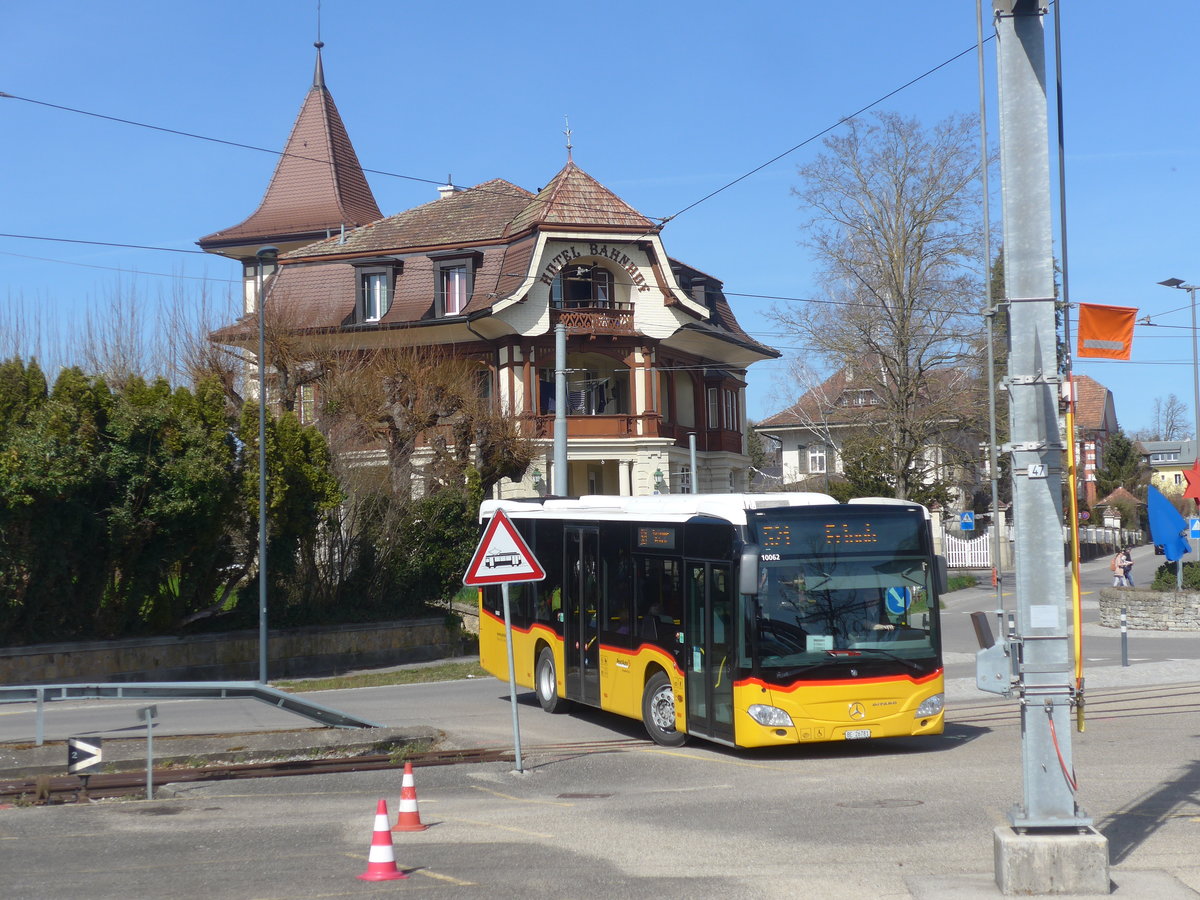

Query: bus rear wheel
[536,647,570,713]
[642,671,686,747]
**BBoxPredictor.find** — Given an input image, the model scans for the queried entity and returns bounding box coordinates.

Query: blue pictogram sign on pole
[959,511,975,532]
[885,587,912,616]
[1189,518,1200,540]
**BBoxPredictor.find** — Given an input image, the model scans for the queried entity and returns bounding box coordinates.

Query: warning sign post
[463,509,544,772]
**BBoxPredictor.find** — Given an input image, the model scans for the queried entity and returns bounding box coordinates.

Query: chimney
[438,176,462,200]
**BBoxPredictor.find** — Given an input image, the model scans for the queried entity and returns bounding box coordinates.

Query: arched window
[551,265,613,309]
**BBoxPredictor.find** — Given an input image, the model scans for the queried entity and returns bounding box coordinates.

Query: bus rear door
[564,527,601,706]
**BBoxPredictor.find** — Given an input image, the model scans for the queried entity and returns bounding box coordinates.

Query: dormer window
[363,272,389,321]
[428,250,481,318]
[551,265,613,309]
[441,265,467,316]
[355,261,400,323]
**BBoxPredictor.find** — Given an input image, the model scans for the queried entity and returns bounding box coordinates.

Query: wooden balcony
[528,414,646,439]
[551,306,635,336]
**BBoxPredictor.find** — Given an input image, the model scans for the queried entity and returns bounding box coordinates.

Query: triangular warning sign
[463,508,546,586]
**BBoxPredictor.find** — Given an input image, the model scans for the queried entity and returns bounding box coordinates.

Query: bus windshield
[750,507,940,676]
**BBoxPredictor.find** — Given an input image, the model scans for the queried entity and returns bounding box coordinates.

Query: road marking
[417,869,477,886]
[470,785,572,806]
[439,815,553,838]
[636,746,809,773]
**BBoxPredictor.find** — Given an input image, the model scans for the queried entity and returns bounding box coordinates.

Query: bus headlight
[915,693,944,717]
[748,704,794,727]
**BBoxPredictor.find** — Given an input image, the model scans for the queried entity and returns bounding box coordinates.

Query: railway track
[0,738,648,805]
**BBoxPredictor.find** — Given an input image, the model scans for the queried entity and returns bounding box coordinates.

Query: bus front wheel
[642,671,686,747]
[536,647,570,714]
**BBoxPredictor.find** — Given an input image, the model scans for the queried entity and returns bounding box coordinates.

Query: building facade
[202,46,775,498]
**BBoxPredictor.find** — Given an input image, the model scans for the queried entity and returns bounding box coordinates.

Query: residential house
[1138,438,1195,497]
[1062,375,1119,507]
[753,364,980,503]
[202,45,776,498]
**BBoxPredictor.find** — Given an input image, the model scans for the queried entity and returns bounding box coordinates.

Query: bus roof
[479,492,841,526]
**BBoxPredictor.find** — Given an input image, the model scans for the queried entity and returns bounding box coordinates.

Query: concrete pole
[553,323,568,496]
[688,433,699,494]
[255,247,277,685]
[993,0,1088,830]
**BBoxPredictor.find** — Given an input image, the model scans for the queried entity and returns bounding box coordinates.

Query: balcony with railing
[551,305,636,336]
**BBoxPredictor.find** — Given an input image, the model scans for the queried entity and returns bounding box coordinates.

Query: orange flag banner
[1076,303,1137,360]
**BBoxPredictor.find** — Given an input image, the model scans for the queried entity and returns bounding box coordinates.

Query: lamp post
[255,247,278,684]
[1159,278,1200,560]
[1158,278,1200,466]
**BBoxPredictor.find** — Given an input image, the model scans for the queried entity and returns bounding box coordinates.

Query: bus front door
[685,562,735,743]
[564,527,601,706]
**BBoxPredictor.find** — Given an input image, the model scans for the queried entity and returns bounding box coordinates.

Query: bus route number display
[637,526,676,549]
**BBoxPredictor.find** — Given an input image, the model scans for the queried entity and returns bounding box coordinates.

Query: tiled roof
[198,49,381,248]
[1069,374,1114,432]
[294,180,533,258]
[506,162,656,235]
[757,365,975,429]
[1096,486,1142,507]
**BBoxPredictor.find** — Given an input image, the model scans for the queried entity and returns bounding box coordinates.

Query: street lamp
[256,247,278,684]
[1159,278,1200,562]
[1158,277,1200,462]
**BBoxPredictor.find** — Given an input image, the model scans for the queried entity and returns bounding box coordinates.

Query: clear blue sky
[3,2,1197,435]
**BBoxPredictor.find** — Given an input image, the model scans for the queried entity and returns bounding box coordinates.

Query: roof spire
[313,0,325,88]
[313,41,325,89]
[563,115,573,163]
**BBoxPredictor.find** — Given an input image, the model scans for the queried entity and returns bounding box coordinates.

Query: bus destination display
[637,526,677,549]
[758,515,919,551]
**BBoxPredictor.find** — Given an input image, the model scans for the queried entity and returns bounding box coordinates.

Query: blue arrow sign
[885,587,911,616]
[959,511,975,532]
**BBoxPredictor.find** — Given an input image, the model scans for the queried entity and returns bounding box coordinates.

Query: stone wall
[0,617,465,685]
[1098,588,1200,631]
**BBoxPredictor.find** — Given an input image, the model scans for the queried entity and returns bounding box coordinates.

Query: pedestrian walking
[1120,548,1134,587]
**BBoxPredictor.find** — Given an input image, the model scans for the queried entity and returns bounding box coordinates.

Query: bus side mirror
[739,544,761,596]
[935,555,949,595]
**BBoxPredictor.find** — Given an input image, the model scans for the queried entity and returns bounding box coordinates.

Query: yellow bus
[477,493,946,749]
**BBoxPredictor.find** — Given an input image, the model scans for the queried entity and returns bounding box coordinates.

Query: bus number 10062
[761,553,781,561]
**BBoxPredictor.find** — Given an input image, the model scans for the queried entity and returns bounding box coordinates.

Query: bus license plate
[843,729,871,740]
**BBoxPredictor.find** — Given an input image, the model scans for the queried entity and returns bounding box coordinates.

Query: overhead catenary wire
[2,28,993,234]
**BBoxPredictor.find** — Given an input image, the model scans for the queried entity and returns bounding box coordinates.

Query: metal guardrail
[0,681,382,745]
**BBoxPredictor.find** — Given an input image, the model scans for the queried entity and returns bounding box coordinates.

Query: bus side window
[485,583,533,628]
[599,524,633,650]
[636,556,682,648]
[534,519,564,634]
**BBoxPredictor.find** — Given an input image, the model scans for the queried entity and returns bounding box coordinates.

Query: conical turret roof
[199,44,381,253]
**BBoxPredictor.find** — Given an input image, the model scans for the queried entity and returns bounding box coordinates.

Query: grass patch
[946,574,979,593]
[274,660,488,693]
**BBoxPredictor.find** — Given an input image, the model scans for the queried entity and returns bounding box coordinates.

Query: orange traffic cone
[358,799,408,881]
[392,761,428,832]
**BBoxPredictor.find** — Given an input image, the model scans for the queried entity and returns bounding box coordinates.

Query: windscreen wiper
[848,648,925,673]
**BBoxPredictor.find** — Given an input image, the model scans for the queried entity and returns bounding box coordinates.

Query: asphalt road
[2,545,1199,898]
[3,679,1200,898]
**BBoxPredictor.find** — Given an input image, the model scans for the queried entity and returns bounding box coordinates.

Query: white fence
[939,524,1144,569]
[943,531,992,569]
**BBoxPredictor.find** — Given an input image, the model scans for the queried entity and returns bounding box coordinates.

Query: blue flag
[1147,485,1191,562]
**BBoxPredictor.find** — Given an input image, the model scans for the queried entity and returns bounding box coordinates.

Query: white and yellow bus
[477,493,946,749]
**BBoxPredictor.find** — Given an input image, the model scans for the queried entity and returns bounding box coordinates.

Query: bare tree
[772,112,988,500]
[322,345,533,498]
[1150,394,1191,441]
